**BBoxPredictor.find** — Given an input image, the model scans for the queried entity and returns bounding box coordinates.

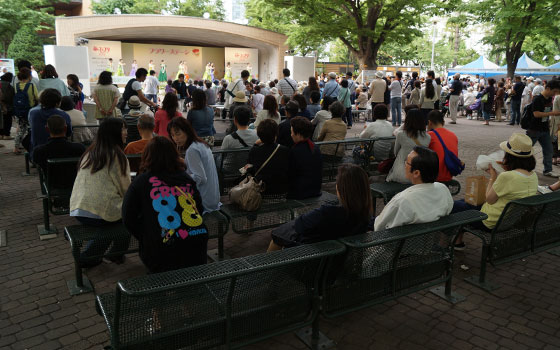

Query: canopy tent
[500,53,545,69]
[447,55,504,77]
[546,61,560,69]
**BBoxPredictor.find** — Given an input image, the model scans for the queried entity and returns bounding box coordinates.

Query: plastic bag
[476,150,505,173]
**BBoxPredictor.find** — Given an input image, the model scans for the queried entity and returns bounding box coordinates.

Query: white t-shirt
[144,76,159,95]
[389,80,403,98]
[252,93,264,113]
[360,120,394,139]
[374,182,453,231]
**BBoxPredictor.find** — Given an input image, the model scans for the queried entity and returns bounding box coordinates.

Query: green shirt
[480,170,538,228]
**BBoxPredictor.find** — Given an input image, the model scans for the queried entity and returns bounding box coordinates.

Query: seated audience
[247,119,290,194]
[387,108,431,183]
[70,118,131,267]
[60,96,92,143]
[124,115,154,172]
[279,94,290,117]
[186,89,216,145]
[356,87,369,110]
[154,92,182,138]
[278,100,300,148]
[317,101,347,157]
[311,96,334,141]
[254,94,281,127]
[168,117,221,213]
[251,85,264,113]
[29,88,72,158]
[427,110,458,182]
[452,133,537,249]
[33,115,86,172]
[268,164,372,250]
[204,80,217,105]
[122,136,208,273]
[221,105,258,149]
[306,91,322,118]
[359,103,394,161]
[293,94,311,119]
[374,146,453,231]
[287,117,322,199]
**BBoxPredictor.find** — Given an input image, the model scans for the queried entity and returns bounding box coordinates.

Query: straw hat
[232,90,248,103]
[328,72,337,78]
[500,133,533,158]
[375,71,384,78]
[128,109,143,117]
[128,96,141,108]
[271,87,279,94]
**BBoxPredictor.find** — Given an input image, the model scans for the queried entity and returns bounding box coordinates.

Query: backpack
[14,82,32,118]
[431,129,464,176]
[520,103,533,130]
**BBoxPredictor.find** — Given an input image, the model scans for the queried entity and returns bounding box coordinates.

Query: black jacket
[247,143,290,195]
[33,137,85,174]
[122,170,208,273]
[172,80,187,99]
[287,141,322,199]
[278,117,294,148]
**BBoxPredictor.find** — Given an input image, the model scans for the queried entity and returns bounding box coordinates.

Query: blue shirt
[186,106,216,137]
[307,104,321,118]
[323,80,340,98]
[185,141,222,213]
[28,107,72,158]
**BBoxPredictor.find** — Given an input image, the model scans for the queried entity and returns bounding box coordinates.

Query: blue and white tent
[546,61,560,70]
[447,56,503,78]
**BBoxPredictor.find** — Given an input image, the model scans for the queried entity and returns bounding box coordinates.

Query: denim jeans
[527,129,553,173]
[145,94,157,104]
[343,107,353,127]
[75,217,130,263]
[510,99,521,125]
[482,109,490,121]
[391,97,402,126]
[451,200,491,232]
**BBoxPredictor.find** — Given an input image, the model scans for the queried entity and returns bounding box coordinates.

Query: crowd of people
[2,58,560,276]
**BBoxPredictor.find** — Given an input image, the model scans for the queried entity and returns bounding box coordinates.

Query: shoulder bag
[229,144,280,211]
[431,129,464,176]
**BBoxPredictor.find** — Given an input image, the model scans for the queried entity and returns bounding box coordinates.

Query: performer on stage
[184,62,189,80]
[129,60,137,76]
[176,61,184,80]
[106,58,114,72]
[224,62,232,82]
[210,63,215,81]
[116,59,125,76]
[202,62,210,81]
[158,60,167,83]
[247,63,253,80]
[149,60,155,73]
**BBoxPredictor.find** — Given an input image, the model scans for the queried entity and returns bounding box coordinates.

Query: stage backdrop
[225,47,259,81]
[87,39,123,83]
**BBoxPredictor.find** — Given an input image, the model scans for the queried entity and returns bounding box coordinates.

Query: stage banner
[0,59,15,76]
[86,39,123,83]
[225,48,259,80]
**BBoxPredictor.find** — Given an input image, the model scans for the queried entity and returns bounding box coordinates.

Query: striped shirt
[277,77,298,97]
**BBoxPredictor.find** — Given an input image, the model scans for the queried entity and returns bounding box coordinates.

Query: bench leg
[464,245,500,292]
[37,198,57,240]
[430,280,465,304]
[21,153,32,176]
[296,325,335,350]
[548,247,560,256]
[67,257,94,295]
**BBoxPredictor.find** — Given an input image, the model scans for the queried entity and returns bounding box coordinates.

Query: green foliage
[6,26,45,70]
[522,34,560,67]
[92,0,225,19]
[171,0,225,20]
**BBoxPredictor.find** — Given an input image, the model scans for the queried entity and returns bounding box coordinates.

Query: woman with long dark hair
[186,89,215,145]
[167,117,221,213]
[66,74,84,111]
[254,94,281,127]
[302,76,320,102]
[38,64,70,96]
[154,92,182,138]
[70,117,131,266]
[122,136,208,273]
[268,163,373,250]
[418,78,438,124]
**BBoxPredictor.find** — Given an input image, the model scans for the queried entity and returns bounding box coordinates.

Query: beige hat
[500,133,533,158]
[328,72,337,78]
[528,76,534,81]
[232,90,248,103]
[128,109,143,117]
[128,96,141,108]
[271,87,279,94]
[375,71,384,78]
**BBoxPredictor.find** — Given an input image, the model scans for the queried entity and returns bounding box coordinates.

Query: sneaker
[543,171,559,177]
[538,185,553,194]
[454,242,466,251]
[3,136,14,140]
[450,121,457,124]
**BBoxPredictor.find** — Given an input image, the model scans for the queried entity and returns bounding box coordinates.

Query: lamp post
[431,20,437,71]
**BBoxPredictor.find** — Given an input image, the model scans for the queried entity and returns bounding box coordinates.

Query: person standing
[92,71,121,121]
[224,70,250,115]
[509,76,524,125]
[368,71,386,111]
[13,68,39,154]
[337,80,352,128]
[0,72,14,140]
[480,78,496,126]
[527,79,560,177]
[172,74,187,112]
[277,68,298,98]
[448,73,463,124]
[323,72,340,99]
[389,71,403,126]
[346,72,356,104]
[494,82,505,122]
[38,65,70,97]
[143,70,160,106]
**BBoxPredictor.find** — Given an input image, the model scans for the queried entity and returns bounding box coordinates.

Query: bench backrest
[533,192,560,250]
[212,147,251,194]
[46,158,80,194]
[321,210,487,318]
[124,116,141,144]
[109,241,345,349]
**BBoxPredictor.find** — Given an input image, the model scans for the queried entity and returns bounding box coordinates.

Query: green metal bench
[297,210,487,348]
[212,147,251,196]
[22,151,35,176]
[370,180,461,213]
[95,240,345,350]
[70,123,99,146]
[464,192,560,292]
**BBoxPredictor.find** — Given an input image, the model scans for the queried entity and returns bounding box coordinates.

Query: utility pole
[431,20,437,71]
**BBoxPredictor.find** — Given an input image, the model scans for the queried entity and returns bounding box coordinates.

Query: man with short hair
[368,71,386,111]
[360,104,394,161]
[12,60,40,87]
[224,70,250,110]
[346,72,356,104]
[307,91,321,117]
[427,110,459,182]
[172,74,187,111]
[374,146,453,231]
[142,70,159,106]
[509,75,524,125]
[277,68,298,98]
[33,115,85,172]
[124,114,155,155]
[122,68,156,115]
[221,105,258,150]
[323,72,340,99]
[527,79,560,177]
[449,73,463,124]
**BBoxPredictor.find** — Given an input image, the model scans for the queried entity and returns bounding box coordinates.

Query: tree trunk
[358,54,377,71]
[453,26,459,67]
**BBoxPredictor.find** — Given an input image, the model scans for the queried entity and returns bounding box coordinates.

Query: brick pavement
[1,117,560,350]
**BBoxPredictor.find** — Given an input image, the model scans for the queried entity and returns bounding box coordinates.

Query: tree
[245,0,448,69]
[0,0,62,57]
[522,33,560,66]
[7,26,45,70]
[171,0,225,20]
[469,0,560,77]
[92,0,225,19]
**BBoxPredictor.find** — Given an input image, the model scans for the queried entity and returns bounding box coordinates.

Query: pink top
[154,110,182,137]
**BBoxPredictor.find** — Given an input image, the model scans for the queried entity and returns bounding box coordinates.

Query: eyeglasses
[405,161,412,167]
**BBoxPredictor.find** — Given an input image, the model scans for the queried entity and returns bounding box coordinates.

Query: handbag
[481,93,488,103]
[229,144,280,211]
[378,157,395,174]
[431,129,464,176]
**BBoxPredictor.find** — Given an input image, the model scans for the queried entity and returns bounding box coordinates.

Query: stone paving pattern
[1,116,560,350]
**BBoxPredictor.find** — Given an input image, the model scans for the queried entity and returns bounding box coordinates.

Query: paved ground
[1,115,560,350]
